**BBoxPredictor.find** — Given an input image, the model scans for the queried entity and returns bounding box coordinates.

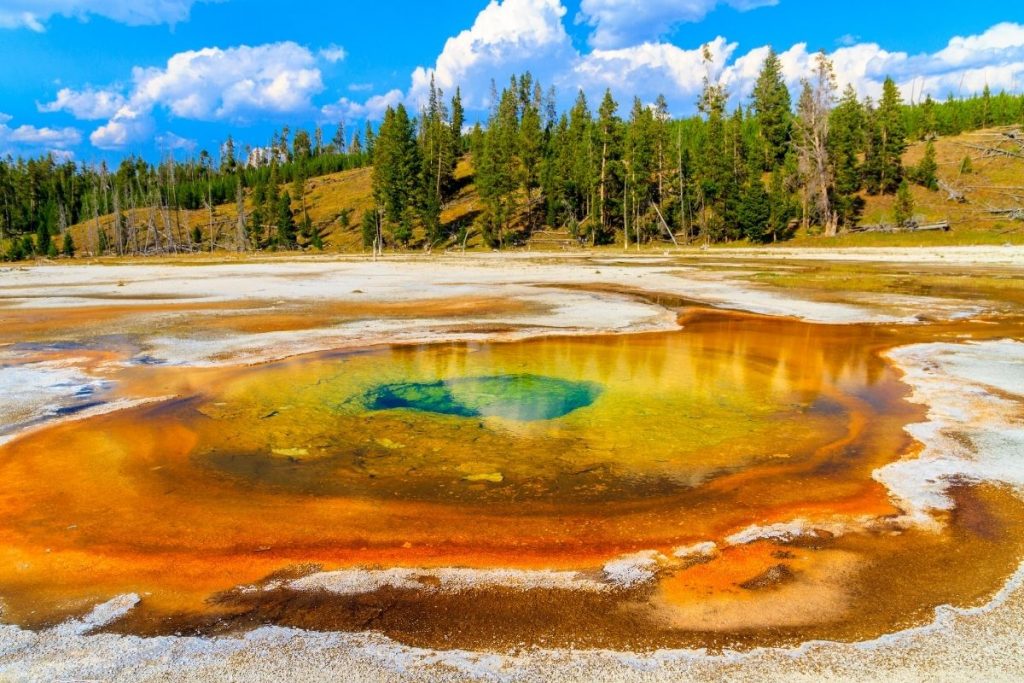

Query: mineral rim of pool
[0,309,1022,652]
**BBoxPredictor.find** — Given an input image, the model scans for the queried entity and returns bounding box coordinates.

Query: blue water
[362,374,602,422]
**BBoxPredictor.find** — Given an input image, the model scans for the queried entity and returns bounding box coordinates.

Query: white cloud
[342,4,1024,124]
[331,0,575,122]
[322,89,404,122]
[0,113,81,154]
[89,106,153,150]
[0,0,201,31]
[931,22,1024,70]
[319,44,348,63]
[567,21,1024,113]
[132,42,323,121]
[48,42,324,149]
[155,131,196,152]
[409,0,574,109]
[576,0,777,49]
[38,87,127,119]
[24,4,1024,155]
[573,36,735,107]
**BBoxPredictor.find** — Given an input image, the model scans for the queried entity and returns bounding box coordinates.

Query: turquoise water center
[361,373,603,421]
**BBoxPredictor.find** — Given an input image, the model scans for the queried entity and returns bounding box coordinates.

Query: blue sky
[1,0,1023,162]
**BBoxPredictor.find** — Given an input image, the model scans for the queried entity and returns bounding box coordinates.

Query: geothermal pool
[0,256,1023,680]
[2,307,1023,653]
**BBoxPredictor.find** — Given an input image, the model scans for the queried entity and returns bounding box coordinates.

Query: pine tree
[738,178,771,242]
[475,84,520,248]
[723,106,749,239]
[61,231,75,257]
[893,180,914,225]
[566,90,594,229]
[35,218,52,256]
[275,191,297,247]
[365,121,376,161]
[653,94,671,206]
[752,48,792,169]
[418,74,454,245]
[372,104,422,238]
[595,90,621,239]
[332,120,347,154]
[864,77,907,194]
[450,88,465,157]
[519,81,544,235]
[221,135,236,172]
[829,84,866,227]
[767,166,795,242]
[360,209,378,249]
[919,95,937,139]
[914,140,939,190]
[626,97,658,245]
[980,84,992,128]
[293,129,313,161]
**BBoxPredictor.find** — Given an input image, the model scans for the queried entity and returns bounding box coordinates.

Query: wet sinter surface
[1,304,1023,654]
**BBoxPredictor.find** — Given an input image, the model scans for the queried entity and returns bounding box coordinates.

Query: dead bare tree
[235,179,249,251]
[794,52,838,236]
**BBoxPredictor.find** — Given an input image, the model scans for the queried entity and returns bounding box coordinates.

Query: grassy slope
[62,128,1024,255]
[782,127,1024,247]
[64,158,482,255]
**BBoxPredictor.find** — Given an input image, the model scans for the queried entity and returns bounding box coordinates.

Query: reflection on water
[184,310,899,505]
[0,309,1020,652]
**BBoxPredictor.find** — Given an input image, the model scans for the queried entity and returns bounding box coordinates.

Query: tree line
[3,48,1024,260]
[0,122,370,260]
[370,51,1023,249]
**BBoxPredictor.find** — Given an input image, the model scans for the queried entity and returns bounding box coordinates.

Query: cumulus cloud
[338,3,1024,126]
[131,42,323,121]
[322,89,404,122]
[0,113,81,154]
[38,87,127,119]
[89,106,153,150]
[0,0,201,31]
[573,36,736,105]
[51,42,324,149]
[26,0,1024,154]
[577,0,777,49]
[408,0,575,109]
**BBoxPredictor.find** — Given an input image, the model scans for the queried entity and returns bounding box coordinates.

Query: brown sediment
[0,300,1022,654]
